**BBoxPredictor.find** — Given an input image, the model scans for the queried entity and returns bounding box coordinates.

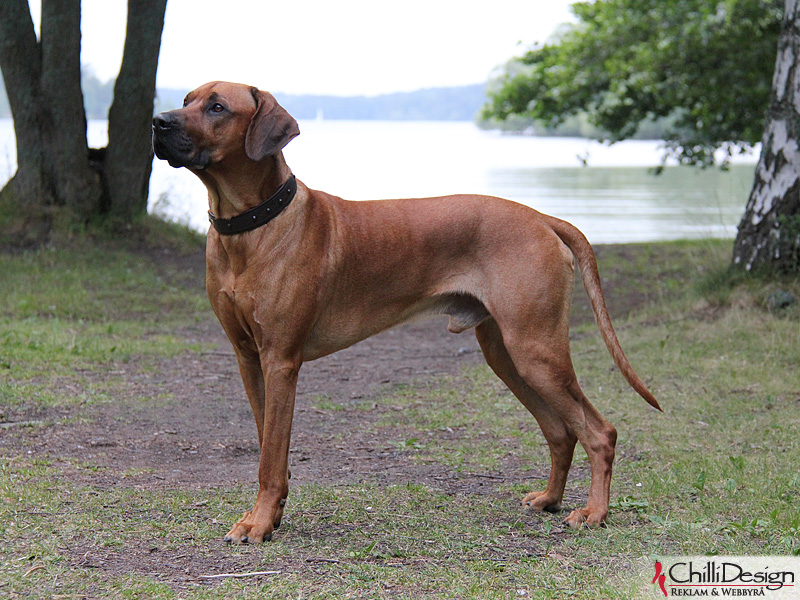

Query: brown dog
[152,81,661,544]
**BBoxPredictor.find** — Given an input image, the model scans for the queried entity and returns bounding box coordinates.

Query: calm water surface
[0,119,756,244]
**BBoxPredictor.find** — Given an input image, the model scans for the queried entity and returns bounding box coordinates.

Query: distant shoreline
[0,82,488,122]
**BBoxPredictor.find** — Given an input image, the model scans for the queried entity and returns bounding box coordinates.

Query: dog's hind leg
[475,318,577,513]
[494,317,617,528]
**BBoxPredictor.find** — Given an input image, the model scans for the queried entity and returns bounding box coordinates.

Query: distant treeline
[273,85,487,121]
[0,74,487,122]
[0,71,188,120]
[477,111,677,140]
[0,73,672,139]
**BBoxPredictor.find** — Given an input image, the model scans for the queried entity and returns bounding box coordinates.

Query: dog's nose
[153,112,176,131]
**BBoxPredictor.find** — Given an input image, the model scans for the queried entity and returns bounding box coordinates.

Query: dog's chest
[208,266,262,338]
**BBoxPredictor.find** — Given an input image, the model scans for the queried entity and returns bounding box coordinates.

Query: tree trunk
[39,0,103,218]
[733,0,800,273]
[0,0,47,210]
[0,0,101,224]
[105,0,167,220]
[0,0,167,237]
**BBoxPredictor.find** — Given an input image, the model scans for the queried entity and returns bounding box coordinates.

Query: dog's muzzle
[152,112,209,170]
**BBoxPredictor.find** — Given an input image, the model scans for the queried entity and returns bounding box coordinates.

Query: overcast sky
[27,0,576,96]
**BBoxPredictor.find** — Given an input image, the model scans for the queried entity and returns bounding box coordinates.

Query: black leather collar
[208,175,297,235]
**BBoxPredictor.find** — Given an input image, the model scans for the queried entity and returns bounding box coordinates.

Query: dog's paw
[521,491,562,513]
[223,510,276,544]
[563,507,607,529]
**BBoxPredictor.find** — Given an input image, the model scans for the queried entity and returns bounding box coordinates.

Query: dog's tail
[543,213,662,412]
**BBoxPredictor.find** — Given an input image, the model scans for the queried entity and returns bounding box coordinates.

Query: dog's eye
[210,103,225,113]
[183,96,190,107]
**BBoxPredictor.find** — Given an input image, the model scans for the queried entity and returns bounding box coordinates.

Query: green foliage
[695,248,800,306]
[482,0,783,167]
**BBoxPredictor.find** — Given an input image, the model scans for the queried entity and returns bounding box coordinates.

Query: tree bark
[40,0,102,218]
[0,0,46,208]
[733,0,800,273]
[105,0,168,220]
[0,0,101,223]
[0,0,167,235]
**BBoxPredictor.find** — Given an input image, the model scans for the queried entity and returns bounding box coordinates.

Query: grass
[0,220,210,407]
[1,232,799,598]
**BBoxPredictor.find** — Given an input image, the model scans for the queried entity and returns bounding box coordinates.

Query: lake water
[0,119,757,244]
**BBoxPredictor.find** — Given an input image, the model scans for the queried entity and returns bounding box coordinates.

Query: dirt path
[3,241,660,494]
[4,242,653,497]
[23,316,490,490]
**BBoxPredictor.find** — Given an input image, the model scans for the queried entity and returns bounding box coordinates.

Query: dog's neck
[196,153,294,221]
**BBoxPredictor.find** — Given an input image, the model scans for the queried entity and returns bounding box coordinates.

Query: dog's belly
[301,292,490,361]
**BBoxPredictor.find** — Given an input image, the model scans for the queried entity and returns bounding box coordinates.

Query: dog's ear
[245,88,300,161]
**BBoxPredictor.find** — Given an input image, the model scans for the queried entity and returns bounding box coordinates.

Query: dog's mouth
[152,111,211,171]
[152,133,210,170]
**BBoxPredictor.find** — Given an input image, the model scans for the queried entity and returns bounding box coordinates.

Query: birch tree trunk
[733,0,800,273]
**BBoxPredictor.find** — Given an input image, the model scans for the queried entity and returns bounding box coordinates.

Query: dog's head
[152,81,300,171]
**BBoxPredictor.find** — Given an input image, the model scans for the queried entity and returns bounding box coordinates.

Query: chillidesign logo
[653,561,668,597]
[649,557,798,597]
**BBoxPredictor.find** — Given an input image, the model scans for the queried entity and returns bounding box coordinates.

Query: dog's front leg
[225,357,299,544]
